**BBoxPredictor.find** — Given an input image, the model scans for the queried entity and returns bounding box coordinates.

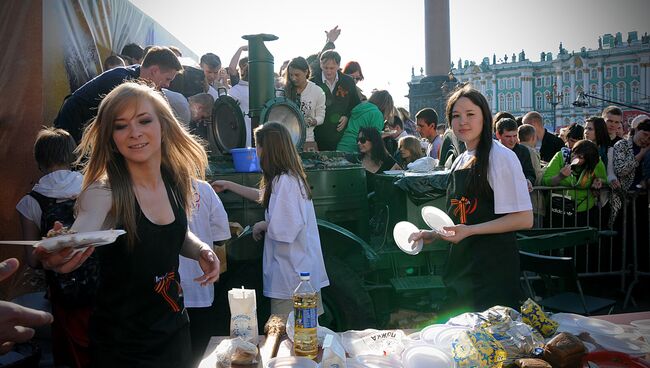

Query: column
[641,57,649,105]
[424,0,450,77]
[597,62,603,100]
[492,76,497,111]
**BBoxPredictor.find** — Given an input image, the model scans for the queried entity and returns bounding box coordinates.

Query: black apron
[90,180,192,368]
[442,163,522,313]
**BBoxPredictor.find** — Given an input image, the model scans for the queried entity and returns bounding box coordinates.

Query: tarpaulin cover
[0,0,197,299]
[394,171,450,205]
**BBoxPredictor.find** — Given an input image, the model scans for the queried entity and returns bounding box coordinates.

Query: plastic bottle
[293,272,318,359]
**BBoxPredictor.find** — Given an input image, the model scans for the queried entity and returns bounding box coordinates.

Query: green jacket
[541,150,607,212]
[336,102,384,153]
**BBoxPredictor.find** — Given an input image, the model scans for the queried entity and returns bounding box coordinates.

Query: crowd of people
[1,26,650,368]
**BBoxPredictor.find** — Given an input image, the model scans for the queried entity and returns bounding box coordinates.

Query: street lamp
[545,83,563,132]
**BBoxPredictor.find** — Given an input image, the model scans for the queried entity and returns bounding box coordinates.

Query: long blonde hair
[76,81,208,246]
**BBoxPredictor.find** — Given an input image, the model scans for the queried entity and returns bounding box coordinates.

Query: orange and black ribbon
[450,196,477,224]
[154,271,181,312]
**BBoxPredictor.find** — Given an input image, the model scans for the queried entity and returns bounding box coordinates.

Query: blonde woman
[35,82,220,367]
[398,135,425,166]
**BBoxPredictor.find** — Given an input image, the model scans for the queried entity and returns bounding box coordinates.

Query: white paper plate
[590,334,646,355]
[393,221,423,255]
[345,358,367,368]
[420,324,469,352]
[35,230,126,252]
[266,356,318,368]
[420,206,455,236]
[355,354,403,368]
[576,317,625,335]
[631,319,650,330]
[383,170,405,175]
[402,344,454,368]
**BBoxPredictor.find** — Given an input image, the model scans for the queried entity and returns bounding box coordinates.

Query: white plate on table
[590,333,648,355]
[402,344,454,368]
[393,221,423,255]
[35,230,126,252]
[355,354,403,368]
[421,206,455,236]
[266,356,317,368]
[420,324,469,352]
[631,319,650,331]
[576,317,625,336]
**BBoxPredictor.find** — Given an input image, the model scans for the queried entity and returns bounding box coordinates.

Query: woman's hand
[252,221,267,242]
[32,222,94,274]
[609,179,621,190]
[591,178,603,190]
[211,180,231,193]
[195,249,220,286]
[559,164,572,178]
[408,230,439,245]
[440,224,473,244]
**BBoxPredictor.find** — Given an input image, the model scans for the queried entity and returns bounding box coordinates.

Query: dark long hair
[571,139,600,173]
[255,122,311,209]
[446,85,493,196]
[359,127,392,166]
[585,116,610,148]
[283,57,310,104]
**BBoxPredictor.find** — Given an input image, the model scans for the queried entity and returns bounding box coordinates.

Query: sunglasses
[357,136,368,144]
[353,77,363,82]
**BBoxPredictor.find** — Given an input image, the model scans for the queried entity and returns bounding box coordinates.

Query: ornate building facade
[408,31,650,130]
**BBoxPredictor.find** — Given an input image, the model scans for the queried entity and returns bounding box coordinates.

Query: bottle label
[295,307,318,329]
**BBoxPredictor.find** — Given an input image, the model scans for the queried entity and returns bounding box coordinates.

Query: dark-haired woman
[410,86,533,312]
[355,127,400,193]
[285,57,325,152]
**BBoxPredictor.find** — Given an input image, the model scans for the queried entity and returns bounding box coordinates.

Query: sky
[129,0,649,108]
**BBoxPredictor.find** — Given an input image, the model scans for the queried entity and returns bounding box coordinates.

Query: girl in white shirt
[212,122,329,316]
[284,57,326,152]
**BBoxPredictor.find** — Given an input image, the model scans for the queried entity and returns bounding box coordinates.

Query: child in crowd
[179,179,230,365]
[15,127,92,368]
[212,122,329,316]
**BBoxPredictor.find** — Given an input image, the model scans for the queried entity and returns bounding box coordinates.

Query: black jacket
[540,129,565,163]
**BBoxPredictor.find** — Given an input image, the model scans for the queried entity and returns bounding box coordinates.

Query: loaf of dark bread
[543,332,586,368]
[514,358,552,368]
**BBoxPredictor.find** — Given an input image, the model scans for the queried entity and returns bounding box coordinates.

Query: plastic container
[230,147,261,172]
[293,272,318,359]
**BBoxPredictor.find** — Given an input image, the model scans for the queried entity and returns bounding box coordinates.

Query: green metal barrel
[242,33,278,133]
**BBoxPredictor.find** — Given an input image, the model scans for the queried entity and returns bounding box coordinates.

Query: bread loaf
[543,332,586,368]
[514,358,552,368]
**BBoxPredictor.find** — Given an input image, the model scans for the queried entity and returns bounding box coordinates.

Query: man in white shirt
[179,180,230,364]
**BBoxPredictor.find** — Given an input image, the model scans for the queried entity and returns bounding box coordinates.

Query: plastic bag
[407,156,438,172]
[340,329,406,357]
[228,287,259,343]
[452,328,507,368]
[520,298,558,338]
[215,337,258,366]
[321,334,347,368]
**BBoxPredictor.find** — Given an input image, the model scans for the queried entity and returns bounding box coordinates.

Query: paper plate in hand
[35,230,126,252]
[393,221,423,255]
[421,206,455,236]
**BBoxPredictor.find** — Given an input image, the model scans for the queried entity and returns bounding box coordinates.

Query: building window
[498,79,504,89]
[617,82,626,102]
[576,70,583,81]
[590,69,597,80]
[498,94,504,110]
[618,66,625,78]
[604,83,612,100]
[536,92,543,110]
[563,87,571,107]
[563,72,570,82]
[631,81,639,103]
[536,77,542,87]
[507,78,513,89]
[514,92,521,111]
[605,67,611,79]
[546,76,552,87]
[506,93,513,111]
[487,93,493,107]
[632,65,639,76]
[515,77,521,89]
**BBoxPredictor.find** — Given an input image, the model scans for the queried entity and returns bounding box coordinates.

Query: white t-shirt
[228,81,252,147]
[162,88,191,125]
[179,180,231,308]
[452,140,532,214]
[298,81,326,143]
[263,174,329,299]
[15,170,83,230]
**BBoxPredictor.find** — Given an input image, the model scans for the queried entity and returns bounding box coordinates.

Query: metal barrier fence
[529,186,648,302]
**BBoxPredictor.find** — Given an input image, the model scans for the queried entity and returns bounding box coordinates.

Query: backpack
[29,191,99,307]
